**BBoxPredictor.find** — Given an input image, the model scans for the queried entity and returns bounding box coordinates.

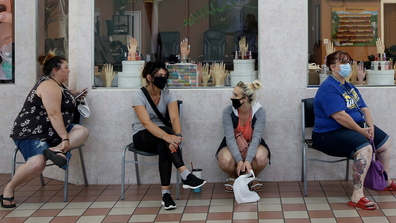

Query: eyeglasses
[338,60,353,65]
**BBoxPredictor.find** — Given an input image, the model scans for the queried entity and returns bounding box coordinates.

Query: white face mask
[338,64,352,78]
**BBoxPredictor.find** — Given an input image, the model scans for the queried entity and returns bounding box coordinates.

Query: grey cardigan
[222,102,266,163]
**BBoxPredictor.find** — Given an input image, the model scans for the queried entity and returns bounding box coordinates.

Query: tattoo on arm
[353,154,367,190]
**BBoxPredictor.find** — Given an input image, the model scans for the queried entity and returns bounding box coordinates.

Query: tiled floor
[1,174,396,223]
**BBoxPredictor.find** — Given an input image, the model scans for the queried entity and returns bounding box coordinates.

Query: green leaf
[193,12,197,18]
[217,7,224,12]
[197,10,201,16]
[209,11,215,16]
[183,19,188,26]
[201,7,205,15]
[205,5,209,12]
[205,13,208,18]
[210,2,215,10]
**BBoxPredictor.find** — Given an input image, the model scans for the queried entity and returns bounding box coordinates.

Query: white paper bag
[233,170,260,204]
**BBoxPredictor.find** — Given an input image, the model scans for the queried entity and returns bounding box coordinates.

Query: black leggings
[133,126,185,186]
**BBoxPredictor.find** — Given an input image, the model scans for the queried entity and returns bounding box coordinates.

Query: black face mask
[231,97,245,109]
[152,76,168,90]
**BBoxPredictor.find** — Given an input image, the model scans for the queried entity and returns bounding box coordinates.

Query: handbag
[364,137,388,191]
[235,130,248,160]
[233,170,260,204]
[140,87,172,128]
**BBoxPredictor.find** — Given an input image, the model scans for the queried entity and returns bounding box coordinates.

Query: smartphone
[0,5,6,24]
[75,88,88,99]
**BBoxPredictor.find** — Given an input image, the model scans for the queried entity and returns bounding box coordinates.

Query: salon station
[1,0,396,188]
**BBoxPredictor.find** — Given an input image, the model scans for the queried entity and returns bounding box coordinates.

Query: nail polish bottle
[385,61,389,70]
[135,52,139,61]
[378,62,381,70]
[248,51,252,60]
[383,53,387,62]
[371,61,374,70]
[235,51,238,60]
[127,52,131,61]
[124,52,128,61]
[375,55,378,61]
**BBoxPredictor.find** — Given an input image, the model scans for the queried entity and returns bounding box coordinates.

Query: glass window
[93,0,259,88]
[308,0,396,87]
[37,0,69,79]
[0,0,14,83]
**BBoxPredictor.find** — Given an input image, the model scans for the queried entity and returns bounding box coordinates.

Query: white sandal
[250,178,262,192]
[224,178,235,192]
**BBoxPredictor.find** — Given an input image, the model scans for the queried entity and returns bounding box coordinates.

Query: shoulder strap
[140,87,172,127]
[369,137,379,161]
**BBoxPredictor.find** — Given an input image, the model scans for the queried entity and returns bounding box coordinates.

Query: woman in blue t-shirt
[312,51,392,210]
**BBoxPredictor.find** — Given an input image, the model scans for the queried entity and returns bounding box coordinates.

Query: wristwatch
[175,133,182,137]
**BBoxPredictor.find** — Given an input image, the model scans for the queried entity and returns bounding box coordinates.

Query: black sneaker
[182,173,206,189]
[161,193,176,210]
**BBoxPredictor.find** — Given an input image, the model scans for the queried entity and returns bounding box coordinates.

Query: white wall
[1,0,396,185]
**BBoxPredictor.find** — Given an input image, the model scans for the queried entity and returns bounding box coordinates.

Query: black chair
[301,98,349,197]
[121,100,183,200]
[203,30,226,63]
[158,31,180,61]
[12,111,88,202]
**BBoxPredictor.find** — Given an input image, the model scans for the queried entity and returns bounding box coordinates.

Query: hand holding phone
[75,88,88,99]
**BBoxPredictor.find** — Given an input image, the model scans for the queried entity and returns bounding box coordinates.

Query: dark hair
[326,51,352,72]
[142,61,169,82]
[37,51,66,76]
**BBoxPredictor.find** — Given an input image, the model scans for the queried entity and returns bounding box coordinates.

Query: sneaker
[182,173,206,189]
[161,193,176,210]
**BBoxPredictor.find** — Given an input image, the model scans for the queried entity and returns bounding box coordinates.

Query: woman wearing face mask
[216,80,270,192]
[312,51,392,210]
[132,61,206,210]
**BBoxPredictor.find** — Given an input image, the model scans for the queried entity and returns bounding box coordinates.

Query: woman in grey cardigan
[216,80,270,192]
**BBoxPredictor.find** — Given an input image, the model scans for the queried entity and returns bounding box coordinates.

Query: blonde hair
[236,80,262,104]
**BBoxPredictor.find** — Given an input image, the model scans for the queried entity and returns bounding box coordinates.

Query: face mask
[338,64,352,78]
[153,76,168,90]
[231,97,245,109]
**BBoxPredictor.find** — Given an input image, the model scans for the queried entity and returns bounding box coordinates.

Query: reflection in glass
[0,0,14,83]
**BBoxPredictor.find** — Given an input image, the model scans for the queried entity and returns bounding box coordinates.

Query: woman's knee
[355,145,372,159]
[253,153,268,167]
[218,154,235,169]
[72,125,89,138]
[26,156,46,172]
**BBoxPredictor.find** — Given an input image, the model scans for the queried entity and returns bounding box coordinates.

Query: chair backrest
[233,30,257,52]
[203,30,226,63]
[159,31,180,60]
[302,98,315,128]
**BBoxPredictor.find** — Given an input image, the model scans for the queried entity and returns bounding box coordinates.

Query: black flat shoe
[1,195,16,208]
[44,149,67,167]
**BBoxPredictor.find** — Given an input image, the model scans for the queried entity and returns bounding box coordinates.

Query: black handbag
[140,87,172,128]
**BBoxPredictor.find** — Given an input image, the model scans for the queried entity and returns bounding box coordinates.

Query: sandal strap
[225,178,235,182]
[2,196,14,202]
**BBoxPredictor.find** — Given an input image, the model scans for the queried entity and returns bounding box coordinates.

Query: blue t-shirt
[313,76,367,133]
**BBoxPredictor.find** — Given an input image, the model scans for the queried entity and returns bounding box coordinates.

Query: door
[384,4,396,47]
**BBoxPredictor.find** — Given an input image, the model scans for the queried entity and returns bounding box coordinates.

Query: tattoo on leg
[353,154,367,190]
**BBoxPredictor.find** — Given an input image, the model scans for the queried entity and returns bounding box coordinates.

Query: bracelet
[160,131,166,139]
[175,133,182,137]
[62,139,69,142]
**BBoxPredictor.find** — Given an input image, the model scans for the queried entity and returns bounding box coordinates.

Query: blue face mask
[338,64,352,78]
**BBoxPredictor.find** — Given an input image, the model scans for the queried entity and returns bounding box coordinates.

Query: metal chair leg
[40,173,45,186]
[12,148,18,179]
[303,144,308,197]
[64,164,69,202]
[134,152,140,185]
[78,147,88,187]
[121,146,127,200]
[345,159,350,181]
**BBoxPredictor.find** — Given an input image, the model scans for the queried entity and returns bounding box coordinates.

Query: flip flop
[44,148,67,167]
[224,178,235,192]
[383,181,396,191]
[250,178,262,192]
[348,197,376,210]
[0,195,16,208]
